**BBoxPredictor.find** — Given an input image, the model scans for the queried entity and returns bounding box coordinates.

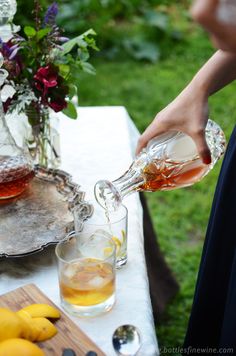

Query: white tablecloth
[0,106,159,355]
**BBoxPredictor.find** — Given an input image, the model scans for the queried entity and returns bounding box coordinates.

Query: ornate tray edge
[0,165,94,258]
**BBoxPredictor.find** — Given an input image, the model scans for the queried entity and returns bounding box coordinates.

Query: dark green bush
[14,1,186,62]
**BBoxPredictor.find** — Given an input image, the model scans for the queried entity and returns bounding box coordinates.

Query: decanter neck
[113,169,145,200]
[95,165,145,211]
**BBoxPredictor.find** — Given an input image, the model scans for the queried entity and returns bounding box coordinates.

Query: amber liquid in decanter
[0,156,34,200]
[140,158,208,192]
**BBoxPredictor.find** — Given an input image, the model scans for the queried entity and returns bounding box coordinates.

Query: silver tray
[0,165,93,258]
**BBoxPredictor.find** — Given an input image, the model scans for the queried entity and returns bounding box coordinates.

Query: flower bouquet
[0,1,97,167]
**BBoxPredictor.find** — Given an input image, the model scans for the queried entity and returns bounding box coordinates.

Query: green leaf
[81,28,97,37]
[37,28,51,40]
[77,49,90,62]
[80,62,96,75]
[63,101,77,119]
[24,26,36,38]
[58,64,70,78]
[61,29,97,56]
[61,38,78,55]
[68,84,78,100]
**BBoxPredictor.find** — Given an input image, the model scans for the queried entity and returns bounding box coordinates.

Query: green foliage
[54,29,98,86]
[57,1,182,62]
[62,101,77,119]
[1,2,97,122]
[24,26,37,37]
[15,1,184,62]
[59,29,98,55]
[122,37,160,62]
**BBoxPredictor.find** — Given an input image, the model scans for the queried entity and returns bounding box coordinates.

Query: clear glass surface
[55,231,116,317]
[74,200,128,268]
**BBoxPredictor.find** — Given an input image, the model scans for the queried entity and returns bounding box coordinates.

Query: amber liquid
[0,163,34,200]
[140,158,208,192]
[60,258,115,306]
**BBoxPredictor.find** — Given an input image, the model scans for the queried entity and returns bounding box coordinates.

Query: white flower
[1,84,16,102]
[7,84,37,113]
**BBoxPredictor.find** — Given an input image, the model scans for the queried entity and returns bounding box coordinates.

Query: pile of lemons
[0,303,61,356]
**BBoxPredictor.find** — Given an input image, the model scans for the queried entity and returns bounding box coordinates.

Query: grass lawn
[76,17,236,355]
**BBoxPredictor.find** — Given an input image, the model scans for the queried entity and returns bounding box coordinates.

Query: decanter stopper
[0,0,16,25]
[95,120,226,211]
[0,0,18,41]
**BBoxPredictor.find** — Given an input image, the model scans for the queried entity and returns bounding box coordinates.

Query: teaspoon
[112,324,141,356]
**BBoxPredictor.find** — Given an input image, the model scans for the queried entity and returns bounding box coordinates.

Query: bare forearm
[189,50,236,96]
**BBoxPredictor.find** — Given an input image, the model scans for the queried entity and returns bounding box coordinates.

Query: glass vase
[25,105,61,169]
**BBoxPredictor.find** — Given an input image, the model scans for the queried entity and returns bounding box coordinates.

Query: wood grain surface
[0,284,106,356]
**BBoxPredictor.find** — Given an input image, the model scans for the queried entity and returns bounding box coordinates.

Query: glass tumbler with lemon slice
[55,231,116,317]
[73,200,128,268]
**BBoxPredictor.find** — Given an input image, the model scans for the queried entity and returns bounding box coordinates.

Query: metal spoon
[112,324,141,356]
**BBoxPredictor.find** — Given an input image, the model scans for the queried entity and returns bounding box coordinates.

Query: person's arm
[191,0,236,52]
[194,50,236,95]
[136,50,236,163]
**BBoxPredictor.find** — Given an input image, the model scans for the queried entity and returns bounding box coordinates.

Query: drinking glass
[74,200,128,268]
[55,231,116,317]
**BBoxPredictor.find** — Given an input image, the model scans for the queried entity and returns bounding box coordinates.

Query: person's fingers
[191,130,212,164]
[135,119,167,155]
[136,120,212,164]
[136,136,147,156]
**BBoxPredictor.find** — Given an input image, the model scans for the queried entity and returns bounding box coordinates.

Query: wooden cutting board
[0,284,106,356]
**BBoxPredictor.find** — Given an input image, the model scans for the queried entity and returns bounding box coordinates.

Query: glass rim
[55,231,117,263]
[82,203,128,227]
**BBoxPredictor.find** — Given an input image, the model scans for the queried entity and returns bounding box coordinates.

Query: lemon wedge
[112,236,122,256]
[104,247,113,257]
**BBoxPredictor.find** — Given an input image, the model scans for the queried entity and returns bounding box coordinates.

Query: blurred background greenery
[15,1,236,355]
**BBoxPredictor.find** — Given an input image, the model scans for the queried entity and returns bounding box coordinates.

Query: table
[0,106,159,355]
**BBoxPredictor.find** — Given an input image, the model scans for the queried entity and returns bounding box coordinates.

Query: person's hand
[191,0,236,52]
[136,84,212,164]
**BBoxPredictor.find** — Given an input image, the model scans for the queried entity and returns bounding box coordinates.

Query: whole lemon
[0,308,23,341]
[0,338,44,356]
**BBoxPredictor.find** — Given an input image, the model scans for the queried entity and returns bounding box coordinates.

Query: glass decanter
[0,66,34,200]
[0,0,18,41]
[94,120,226,210]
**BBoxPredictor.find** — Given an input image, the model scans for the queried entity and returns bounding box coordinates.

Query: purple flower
[44,2,58,27]
[58,37,69,43]
[0,40,11,57]
[0,40,22,76]
[1,42,20,60]
[8,44,19,60]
